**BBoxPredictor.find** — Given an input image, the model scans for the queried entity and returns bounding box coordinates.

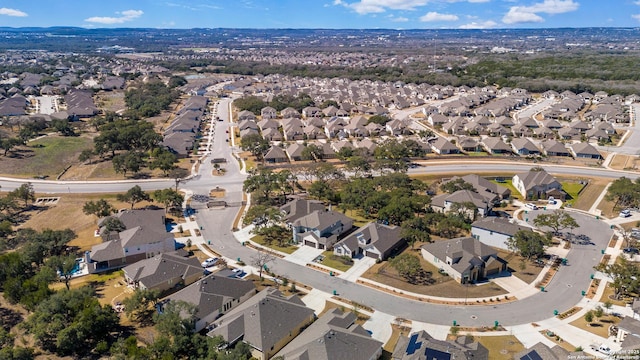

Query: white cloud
[635,1,640,5]
[633,14,640,21]
[0,8,28,17]
[85,9,144,24]
[420,11,459,22]
[502,0,578,24]
[390,16,409,22]
[502,7,544,23]
[459,20,497,28]
[340,0,429,14]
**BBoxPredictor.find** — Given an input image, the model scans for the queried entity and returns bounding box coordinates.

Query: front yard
[495,249,545,284]
[561,181,586,207]
[251,234,297,254]
[363,246,508,299]
[319,251,354,272]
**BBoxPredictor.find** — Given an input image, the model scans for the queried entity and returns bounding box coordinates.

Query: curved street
[0,97,634,330]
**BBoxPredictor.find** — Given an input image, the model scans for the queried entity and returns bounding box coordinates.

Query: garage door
[365,251,378,259]
[304,240,316,248]
[485,268,500,276]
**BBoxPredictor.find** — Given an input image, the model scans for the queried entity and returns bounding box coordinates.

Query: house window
[336,248,342,254]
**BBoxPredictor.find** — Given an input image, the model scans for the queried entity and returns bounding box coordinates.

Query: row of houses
[162,95,208,157]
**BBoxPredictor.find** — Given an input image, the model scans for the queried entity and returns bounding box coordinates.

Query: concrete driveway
[339,256,377,281]
[284,245,323,266]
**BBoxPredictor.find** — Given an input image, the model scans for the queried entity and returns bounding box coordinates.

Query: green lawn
[562,182,586,206]
[320,251,354,272]
[491,179,522,200]
[343,209,373,228]
[251,235,297,254]
[3,135,93,177]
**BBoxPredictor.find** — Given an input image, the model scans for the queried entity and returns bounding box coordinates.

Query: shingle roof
[421,237,498,275]
[207,288,314,353]
[275,308,382,360]
[472,217,531,237]
[122,252,201,289]
[293,210,351,231]
[166,273,256,324]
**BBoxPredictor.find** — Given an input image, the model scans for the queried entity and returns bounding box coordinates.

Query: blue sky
[1,0,640,29]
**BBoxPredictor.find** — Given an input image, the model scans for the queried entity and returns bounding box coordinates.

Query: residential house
[292,210,354,249]
[280,198,325,224]
[616,316,640,353]
[162,273,256,332]
[481,137,512,155]
[421,237,508,283]
[471,217,532,250]
[510,138,540,156]
[514,343,572,360]
[274,308,383,360]
[333,222,404,260]
[570,142,602,159]
[260,106,277,119]
[122,252,202,292]
[207,288,315,360]
[264,146,289,163]
[458,137,481,152]
[540,140,571,157]
[430,190,493,219]
[430,137,460,155]
[448,174,511,201]
[392,330,488,360]
[87,209,176,273]
[512,169,564,200]
[286,143,306,162]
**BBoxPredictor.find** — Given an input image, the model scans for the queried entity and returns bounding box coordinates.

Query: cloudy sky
[0,0,639,29]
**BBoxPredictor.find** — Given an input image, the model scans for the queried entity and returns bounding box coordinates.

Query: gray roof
[280,199,325,222]
[293,210,351,231]
[513,342,570,360]
[275,308,382,360]
[515,169,561,192]
[510,138,540,153]
[335,222,403,255]
[392,331,488,360]
[122,252,201,289]
[166,273,256,323]
[472,217,531,237]
[421,237,499,275]
[453,174,510,198]
[207,288,314,353]
[570,142,601,157]
[431,189,491,210]
[264,146,288,161]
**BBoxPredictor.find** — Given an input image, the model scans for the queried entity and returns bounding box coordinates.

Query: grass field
[20,193,156,252]
[561,181,586,207]
[569,313,620,338]
[251,234,297,254]
[474,335,525,360]
[320,250,353,272]
[571,177,610,212]
[0,135,93,178]
[491,179,522,200]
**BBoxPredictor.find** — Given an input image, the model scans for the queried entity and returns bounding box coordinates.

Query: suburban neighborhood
[1,24,640,360]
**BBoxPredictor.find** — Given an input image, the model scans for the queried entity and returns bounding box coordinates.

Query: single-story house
[275,308,383,360]
[161,272,256,332]
[570,142,602,159]
[421,237,508,283]
[430,190,493,219]
[471,217,532,250]
[207,288,315,360]
[392,331,488,360]
[122,252,202,292]
[333,222,404,260]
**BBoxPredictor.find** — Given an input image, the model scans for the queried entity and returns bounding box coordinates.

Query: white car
[620,209,631,218]
[524,203,538,210]
[201,257,219,268]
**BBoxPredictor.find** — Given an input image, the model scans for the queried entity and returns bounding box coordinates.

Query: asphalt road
[0,95,632,327]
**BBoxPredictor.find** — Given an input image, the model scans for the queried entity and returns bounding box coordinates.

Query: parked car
[623,248,639,254]
[525,203,538,210]
[620,209,631,218]
[201,257,219,268]
[547,197,556,205]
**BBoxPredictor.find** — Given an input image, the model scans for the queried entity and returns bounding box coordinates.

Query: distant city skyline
[1,0,640,30]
